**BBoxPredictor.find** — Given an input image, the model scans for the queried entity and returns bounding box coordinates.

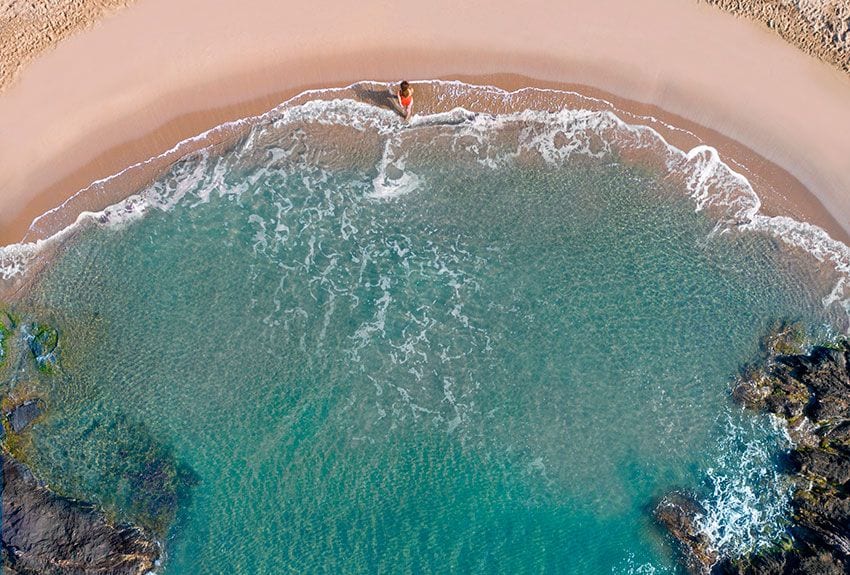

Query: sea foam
[1,80,848,323]
[696,415,793,560]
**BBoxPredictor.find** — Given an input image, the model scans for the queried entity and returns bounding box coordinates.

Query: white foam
[370,137,421,198]
[3,80,849,326]
[613,553,671,575]
[695,415,792,560]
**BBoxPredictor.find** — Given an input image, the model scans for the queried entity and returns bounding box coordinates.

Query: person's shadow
[354,85,403,116]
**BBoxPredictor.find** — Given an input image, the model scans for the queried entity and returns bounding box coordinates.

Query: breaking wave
[2,80,849,323]
[696,415,793,560]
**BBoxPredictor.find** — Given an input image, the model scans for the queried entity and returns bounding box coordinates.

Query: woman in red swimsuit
[396,80,414,120]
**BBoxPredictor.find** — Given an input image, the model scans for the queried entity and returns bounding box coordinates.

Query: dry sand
[1,0,850,253]
[0,0,137,91]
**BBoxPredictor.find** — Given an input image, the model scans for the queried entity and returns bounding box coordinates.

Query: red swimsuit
[399,93,412,108]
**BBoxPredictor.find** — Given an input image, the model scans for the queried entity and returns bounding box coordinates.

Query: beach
[4,2,850,572]
[1,0,850,254]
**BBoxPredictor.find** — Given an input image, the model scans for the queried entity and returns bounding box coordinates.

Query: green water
[16,101,847,573]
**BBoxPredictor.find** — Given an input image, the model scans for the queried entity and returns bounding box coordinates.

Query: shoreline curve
[2,80,849,332]
[2,0,850,290]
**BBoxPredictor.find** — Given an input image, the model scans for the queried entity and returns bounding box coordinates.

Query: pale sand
[0,0,137,92]
[2,0,850,252]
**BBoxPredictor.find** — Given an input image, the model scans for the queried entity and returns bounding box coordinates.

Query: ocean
[4,82,850,573]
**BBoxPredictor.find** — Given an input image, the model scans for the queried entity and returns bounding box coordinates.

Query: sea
[2,81,850,574]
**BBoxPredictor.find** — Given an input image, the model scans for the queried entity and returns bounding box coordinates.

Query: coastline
[9,71,850,246]
[2,2,850,568]
[2,0,850,286]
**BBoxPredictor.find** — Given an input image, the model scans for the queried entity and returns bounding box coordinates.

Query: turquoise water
[16,95,849,573]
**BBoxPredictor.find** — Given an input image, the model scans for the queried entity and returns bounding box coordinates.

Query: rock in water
[654,492,717,575]
[27,325,58,359]
[1,452,159,575]
[660,338,850,574]
[7,399,45,433]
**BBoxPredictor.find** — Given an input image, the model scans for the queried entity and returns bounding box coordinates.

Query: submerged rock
[654,492,717,575]
[6,399,45,433]
[1,451,159,575]
[39,411,198,538]
[25,323,59,372]
[658,337,850,574]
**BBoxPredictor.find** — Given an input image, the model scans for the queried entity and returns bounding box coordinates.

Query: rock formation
[1,451,159,575]
[658,333,850,574]
[6,398,44,433]
[655,492,718,574]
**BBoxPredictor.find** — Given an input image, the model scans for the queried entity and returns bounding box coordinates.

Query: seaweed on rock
[24,322,60,374]
[0,322,7,370]
[0,305,16,371]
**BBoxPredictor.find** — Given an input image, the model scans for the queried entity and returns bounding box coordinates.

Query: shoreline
[3,1,850,569]
[2,75,850,298]
[2,0,850,293]
[2,76,849,313]
[9,71,850,249]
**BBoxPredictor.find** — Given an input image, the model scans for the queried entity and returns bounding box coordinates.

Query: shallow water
[17,93,850,573]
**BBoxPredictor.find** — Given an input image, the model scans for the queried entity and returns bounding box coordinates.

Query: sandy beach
[1,0,850,251]
[5,2,850,571]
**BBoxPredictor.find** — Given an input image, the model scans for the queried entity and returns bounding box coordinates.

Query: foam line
[2,80,848,327]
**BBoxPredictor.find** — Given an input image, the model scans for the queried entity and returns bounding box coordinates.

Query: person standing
[396,80,414,120]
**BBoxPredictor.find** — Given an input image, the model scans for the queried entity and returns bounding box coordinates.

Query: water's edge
[1,80,849,327]
[2,80,850,574]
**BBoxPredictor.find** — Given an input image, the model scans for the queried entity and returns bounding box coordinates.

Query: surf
[2,81,848,327]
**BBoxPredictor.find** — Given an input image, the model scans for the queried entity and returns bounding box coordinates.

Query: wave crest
[1,80,848,324]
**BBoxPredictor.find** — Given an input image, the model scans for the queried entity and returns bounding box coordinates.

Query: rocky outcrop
[25,323,59,372]
[1,451,159,575]
[658,334,850,574]
[703,0,850,76]
[6,398,44,433]
[654,492,718,574]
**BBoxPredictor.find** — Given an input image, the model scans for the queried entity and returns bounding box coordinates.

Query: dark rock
[661,339,850,573]
[774,347,850,422]
[654,492,717,574]
[7,399,45,433]
[790,447,850,486]
[1,451,159,575]
[714,550,794,575]
[821,420,850,445]
[763,375,810,420]
[791,489,850,555]
[731,374,773,411]
[795,552,847,575]
[715,546,850,575]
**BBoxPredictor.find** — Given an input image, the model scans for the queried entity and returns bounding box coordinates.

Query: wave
[696,414,793,560]
[1,80,849,322]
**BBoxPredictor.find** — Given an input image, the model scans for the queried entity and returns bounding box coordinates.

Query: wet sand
[1,0,850,251]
